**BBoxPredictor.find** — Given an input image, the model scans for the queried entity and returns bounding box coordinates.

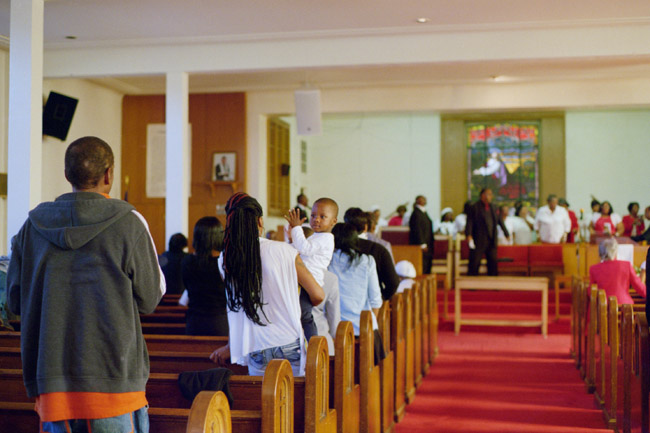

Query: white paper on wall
[146,123,192,198]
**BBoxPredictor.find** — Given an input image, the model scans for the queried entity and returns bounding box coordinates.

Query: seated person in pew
[366,211,395,263]
[590,238,646,305]
[210,193,324,377]
[7,136,165,432]
[312,270,341,355]
[395,260,416,294]
[158,232,188,295]
[328,222,386,364]
[284,198,338,342]
[182,217,228,337]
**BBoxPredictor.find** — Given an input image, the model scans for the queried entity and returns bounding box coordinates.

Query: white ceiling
[2,0,650,94]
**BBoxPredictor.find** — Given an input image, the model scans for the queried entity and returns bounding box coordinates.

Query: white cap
[370,204,381,212]
[440,207,453,218]
[395,260,416,278]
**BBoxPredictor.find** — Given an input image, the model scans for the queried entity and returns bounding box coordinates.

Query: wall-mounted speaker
[43,91,78,141]
[294,89,322,136]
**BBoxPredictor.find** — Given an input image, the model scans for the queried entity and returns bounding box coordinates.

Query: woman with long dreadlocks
[209,193,324,376]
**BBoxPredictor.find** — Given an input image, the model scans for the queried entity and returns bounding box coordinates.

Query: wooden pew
[186,390,232,433]
[0,336,336,433]
[377,301,395,433]
[594,289,608,408]
[391,245,423,276]
[603,295,618,430]
[403,287,416,404]
[428,274,439,361]
[0,358,294,433]
[412,284,423,388]
[140,312,186,323]
[390,292,406,423]
[334,321,360,433]
[585,285,598,393]
[159,293,183,306]
[419,277,431,376]
[623,311,649,433]
[359,310,381,433]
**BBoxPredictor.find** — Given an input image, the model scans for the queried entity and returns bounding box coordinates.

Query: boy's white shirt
[289,226,334,286]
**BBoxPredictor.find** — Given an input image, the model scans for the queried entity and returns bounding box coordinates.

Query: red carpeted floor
[394,290,612,433]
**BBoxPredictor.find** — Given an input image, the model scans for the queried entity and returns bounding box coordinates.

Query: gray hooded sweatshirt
[7,192,164,398]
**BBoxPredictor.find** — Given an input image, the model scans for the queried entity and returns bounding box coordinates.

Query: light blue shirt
[328,250,383,335]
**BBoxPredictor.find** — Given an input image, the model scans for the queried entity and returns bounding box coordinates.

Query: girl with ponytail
[210,192,324,376]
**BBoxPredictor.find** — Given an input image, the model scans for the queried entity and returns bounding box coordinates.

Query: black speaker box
[43,91,78,141]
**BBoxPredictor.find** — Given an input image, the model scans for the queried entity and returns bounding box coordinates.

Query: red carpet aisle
[395,291,612,433]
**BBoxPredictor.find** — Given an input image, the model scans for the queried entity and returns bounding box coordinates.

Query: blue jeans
[41,406,149,433]
[247,339,302,376]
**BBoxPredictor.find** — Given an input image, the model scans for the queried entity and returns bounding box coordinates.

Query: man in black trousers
[466,188,509,276]
[409,195,435,274]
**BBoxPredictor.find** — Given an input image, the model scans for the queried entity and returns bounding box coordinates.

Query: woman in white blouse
[210,193,324,376]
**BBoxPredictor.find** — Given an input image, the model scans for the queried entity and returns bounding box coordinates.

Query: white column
[7,0,43,252]
[165,72,189,243]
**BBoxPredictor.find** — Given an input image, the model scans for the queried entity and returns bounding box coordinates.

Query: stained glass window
[467,122,539,206]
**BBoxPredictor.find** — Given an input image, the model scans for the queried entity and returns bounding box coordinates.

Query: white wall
[566,110,650,217]
[298,113,440,222]
[41,79,123,202]
[0,48,8,255]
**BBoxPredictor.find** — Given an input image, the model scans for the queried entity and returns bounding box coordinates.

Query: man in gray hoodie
[8,136,165,432]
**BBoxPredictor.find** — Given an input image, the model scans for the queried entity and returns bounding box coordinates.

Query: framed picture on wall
[212,152,236,181]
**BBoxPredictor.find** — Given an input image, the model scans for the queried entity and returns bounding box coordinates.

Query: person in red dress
[622,201,645,237]
[591,201,623,236]
[558,198,579,243]
[590,238,646,305]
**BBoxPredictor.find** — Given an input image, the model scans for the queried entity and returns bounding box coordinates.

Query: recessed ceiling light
[416,17,430,24]
[65,35,77,40]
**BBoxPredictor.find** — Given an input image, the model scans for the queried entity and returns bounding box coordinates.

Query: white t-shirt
[535,205,571,243]
[289,227,334,286]
[312,270,341,356]
[497,217,515,245]
[438,221,457,237]
[453,214,467,235]
[219,238,306,375]
[510,216,534,245]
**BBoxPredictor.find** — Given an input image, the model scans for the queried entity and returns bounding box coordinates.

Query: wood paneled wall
[121,93,246,253]
[441,112,565,215]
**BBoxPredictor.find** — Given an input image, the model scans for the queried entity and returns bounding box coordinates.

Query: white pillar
[7,0,43,252]
[165,72,189,243]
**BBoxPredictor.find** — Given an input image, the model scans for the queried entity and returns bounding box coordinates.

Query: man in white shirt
[535,194,571,243]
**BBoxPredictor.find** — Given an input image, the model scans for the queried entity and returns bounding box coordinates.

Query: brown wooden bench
[0,358,294,433]
[623,310,649,433]
[186,390,232,433]
[391,292,406,423]
[377,301,395,433]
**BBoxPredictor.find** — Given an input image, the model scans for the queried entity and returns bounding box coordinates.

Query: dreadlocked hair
[222,192,267,326]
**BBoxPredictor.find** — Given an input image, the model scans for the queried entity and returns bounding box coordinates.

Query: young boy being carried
[285,197,338,341]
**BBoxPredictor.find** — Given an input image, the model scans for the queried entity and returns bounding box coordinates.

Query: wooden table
[455,276,549,338]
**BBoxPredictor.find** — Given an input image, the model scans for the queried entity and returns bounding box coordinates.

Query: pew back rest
[306,336,336,432]
[187,391,232,433]
[497,245,529,268]
[262,359,294,433]
[433,235,451,260]
[529,244,563,267]
[379,227,409,245]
